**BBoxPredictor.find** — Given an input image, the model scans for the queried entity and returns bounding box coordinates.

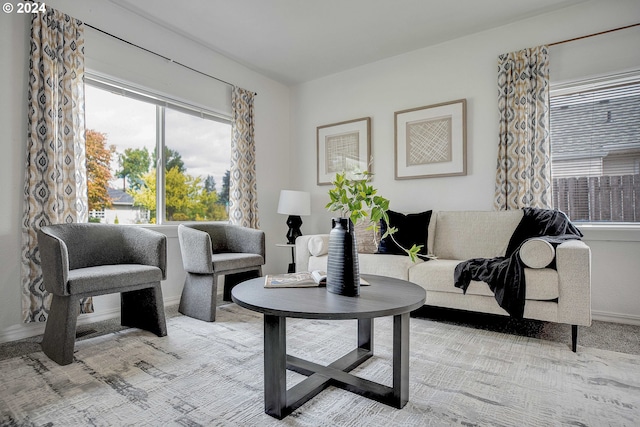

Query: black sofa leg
[571,325,578,352]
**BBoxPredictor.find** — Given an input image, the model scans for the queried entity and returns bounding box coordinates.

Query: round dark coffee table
[232,274,426,419]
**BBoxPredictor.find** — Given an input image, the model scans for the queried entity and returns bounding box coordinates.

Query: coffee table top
[231,274,426,320]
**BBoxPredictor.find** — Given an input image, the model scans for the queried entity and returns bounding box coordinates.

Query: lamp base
[286,215,303,244]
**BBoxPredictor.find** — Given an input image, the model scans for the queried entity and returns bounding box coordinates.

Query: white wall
[0,10,30,339]
[0,0,293,340]
[290,0,640,324]
[1,0,639,342]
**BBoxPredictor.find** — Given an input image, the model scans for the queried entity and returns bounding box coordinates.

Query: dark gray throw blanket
[453,208,583,318]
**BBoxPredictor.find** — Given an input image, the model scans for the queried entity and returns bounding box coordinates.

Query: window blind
[86,73,231,125]
[550,79,640,222]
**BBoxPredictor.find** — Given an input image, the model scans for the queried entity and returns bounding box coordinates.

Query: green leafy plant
[325,171,422,262]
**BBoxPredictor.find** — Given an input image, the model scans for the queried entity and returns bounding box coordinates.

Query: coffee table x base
[264,313,410,420]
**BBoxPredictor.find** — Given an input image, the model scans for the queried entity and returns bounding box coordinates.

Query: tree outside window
[85,80,231,224]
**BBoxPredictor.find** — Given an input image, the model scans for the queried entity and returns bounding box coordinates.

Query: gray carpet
[413,305,640,356]
[1,303,639,426]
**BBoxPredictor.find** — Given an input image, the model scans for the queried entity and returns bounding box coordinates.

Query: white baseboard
[0,295,182,344]
[592,310,640,326]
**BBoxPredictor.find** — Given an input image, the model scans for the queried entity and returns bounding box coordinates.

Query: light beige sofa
[295,210,591,351]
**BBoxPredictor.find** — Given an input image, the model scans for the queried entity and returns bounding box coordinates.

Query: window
[85,76,231,224]
[550,74,640,223]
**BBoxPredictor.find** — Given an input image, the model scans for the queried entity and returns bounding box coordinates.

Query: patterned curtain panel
[22,7,90,323]
[494,45,552,211]
[229,86,260,228]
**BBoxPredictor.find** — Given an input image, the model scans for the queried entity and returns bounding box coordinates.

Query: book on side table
[264,271,369,288]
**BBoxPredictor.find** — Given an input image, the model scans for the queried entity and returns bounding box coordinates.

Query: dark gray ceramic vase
[326,217,360,297]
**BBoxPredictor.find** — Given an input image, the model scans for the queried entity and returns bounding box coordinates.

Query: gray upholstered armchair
[178,223,265,321]
[38,223,168,365]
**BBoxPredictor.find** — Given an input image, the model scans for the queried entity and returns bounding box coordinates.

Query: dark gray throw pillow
[377,210,432,257]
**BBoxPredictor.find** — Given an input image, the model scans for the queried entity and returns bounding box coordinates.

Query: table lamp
[277,190,311,244]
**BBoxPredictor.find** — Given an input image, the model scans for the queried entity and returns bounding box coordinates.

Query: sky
[85,85,231,192]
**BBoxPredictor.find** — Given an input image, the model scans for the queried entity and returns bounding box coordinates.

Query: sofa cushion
[408,259,559,300]
[519,238,555,268]
[359,253,423,280]
[432,210,523,260]
[377,210,432,256]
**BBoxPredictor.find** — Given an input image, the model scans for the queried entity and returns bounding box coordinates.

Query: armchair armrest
[122,227,168,279]
[556,239,592,326]
[178,225,214,274]
[226,226,266,261]
[38,228,70,296]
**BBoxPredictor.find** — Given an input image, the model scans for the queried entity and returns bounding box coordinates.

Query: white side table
[275,243,296,273]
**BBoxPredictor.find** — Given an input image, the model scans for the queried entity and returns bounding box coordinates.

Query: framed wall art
[317,117,371,185]
[394,99,466,180]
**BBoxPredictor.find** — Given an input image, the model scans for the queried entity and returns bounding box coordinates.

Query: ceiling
[111,0,587,85]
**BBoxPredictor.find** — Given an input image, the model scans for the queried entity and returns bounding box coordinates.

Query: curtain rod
[549,22,640,47]
[84,23,257,96]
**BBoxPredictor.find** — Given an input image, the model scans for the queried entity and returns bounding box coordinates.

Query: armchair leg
[571,325,578,352]
[179,273,218,322]
[41,294,80,365]
[121,284,167,337]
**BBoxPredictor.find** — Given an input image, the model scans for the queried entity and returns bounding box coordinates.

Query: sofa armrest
[295,234,330,272]
[294,235,314,273]
[556,240,592,326]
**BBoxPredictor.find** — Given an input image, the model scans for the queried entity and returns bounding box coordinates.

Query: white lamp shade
[277,190,311,216]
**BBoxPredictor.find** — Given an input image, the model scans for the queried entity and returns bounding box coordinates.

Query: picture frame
[394,99,466,180]
[317,117,371,185]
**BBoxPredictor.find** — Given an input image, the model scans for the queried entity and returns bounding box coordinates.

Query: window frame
[549,69,640,227]
[85,72,232,225]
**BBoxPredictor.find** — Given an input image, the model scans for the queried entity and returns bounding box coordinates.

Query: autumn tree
[86,129,115,211]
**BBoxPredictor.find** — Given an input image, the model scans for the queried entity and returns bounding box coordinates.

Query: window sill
[137,221,231,238]
[135,224,178,238]
[576,223,640,242]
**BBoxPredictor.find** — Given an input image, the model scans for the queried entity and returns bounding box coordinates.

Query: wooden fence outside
[553,174,640,222]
